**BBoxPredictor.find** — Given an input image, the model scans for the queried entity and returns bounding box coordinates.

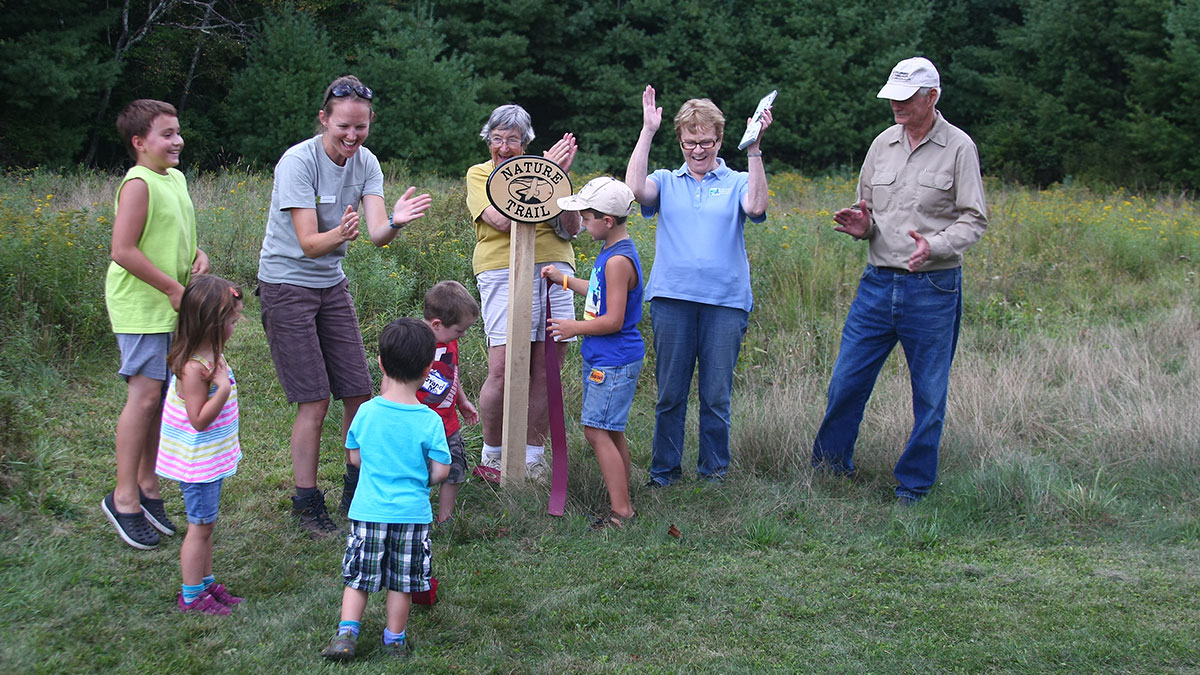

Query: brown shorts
[258,279,372,403]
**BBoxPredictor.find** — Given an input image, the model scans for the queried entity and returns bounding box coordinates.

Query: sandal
[590,510,636,531]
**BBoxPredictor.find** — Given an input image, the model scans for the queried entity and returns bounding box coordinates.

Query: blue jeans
[811,265,963,499]
[649,298,749,485]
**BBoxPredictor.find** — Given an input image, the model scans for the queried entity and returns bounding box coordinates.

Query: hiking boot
[381,636,413,659]
[102,492,159,550]
[139,489,177,536]
[292,491,338,539]
[207,583,244,607]
[177,591,231,616]
[321,630,357,661]
[338,471,357,517]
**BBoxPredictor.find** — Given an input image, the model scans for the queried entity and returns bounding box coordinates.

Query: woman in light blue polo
[626,85,773,486]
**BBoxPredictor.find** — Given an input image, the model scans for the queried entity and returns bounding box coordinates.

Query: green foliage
[355,4,489,176]
[223,7,342,167]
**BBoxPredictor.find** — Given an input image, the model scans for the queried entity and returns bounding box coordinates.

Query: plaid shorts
[340,520,432,593]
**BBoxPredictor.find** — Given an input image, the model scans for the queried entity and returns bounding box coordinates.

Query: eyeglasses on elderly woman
[488,136,524,148]
[680,138,718,150]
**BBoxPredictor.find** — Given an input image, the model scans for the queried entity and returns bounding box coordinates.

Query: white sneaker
[526,457,550,481]
[481,454,501,471]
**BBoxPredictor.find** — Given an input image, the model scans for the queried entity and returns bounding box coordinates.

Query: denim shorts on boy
[257,279,372,403]
[115,333,172,382]
[179,478,224,525]
[477,262,576,346]
[341,520,432,594]
[445,429,467,485]
[580,359,643,432]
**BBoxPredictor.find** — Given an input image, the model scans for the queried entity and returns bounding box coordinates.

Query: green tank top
[104,165,198,333]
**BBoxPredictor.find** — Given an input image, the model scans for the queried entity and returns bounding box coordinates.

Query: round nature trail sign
[485,155,573,223]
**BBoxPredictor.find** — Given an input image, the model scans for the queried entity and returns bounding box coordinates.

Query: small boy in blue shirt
[322,318,451,661]
[542,177,644,530]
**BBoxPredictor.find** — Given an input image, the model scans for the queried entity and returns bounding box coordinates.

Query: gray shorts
[445,429,467,485]
[115,333,172,382]
[477,262,576,347]
[257,279,372,403]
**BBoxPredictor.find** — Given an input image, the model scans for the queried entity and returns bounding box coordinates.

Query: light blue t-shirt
[257,135,385,288]
[345,397,451,524]
[641,158,766,312]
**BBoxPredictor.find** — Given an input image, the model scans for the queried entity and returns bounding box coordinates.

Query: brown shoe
[292,491,338,539]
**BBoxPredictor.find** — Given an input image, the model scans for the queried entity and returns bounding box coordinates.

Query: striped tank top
[157,354,241,483]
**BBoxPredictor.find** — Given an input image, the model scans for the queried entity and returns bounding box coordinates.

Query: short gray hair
[480,104,535,146]
[918,86,942,106]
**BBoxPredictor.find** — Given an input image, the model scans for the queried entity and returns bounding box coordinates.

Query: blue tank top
[580,237,645,367]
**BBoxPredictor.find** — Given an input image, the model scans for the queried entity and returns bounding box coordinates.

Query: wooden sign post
[485,156,572,486]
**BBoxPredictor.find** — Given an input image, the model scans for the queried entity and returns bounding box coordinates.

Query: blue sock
[382,628,405,645]
[181,582,205,604]
[337,620,361,637]
[202,574,216,590]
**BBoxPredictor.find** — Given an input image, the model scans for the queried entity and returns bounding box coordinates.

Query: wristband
[562,276,569,291]
[388,214,400,230]
[747,152,763,158]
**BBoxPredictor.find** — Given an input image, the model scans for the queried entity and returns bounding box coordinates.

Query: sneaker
[480,453,501,471]
[381,636,413,659]
[139,489,177,536]
[321,630,357,661]
[177,591,231,616]
[101,492,159,550]
[526,457,550,481]
[292,491,338,539]
[338,472,357,517]
[207,583,244,607]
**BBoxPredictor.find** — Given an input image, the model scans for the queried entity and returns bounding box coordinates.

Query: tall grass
[1,167,1197,671]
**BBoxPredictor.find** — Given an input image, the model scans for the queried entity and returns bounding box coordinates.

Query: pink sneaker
[177,591,231,616]
[207,583,243,607]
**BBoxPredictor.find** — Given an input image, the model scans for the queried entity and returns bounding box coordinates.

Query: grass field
[0,167,1197,673]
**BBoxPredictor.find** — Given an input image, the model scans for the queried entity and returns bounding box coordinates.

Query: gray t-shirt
[257,135,385,288]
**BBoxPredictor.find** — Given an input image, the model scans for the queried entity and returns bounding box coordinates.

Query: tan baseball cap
[557,177,636,217]
[877,57,940,100]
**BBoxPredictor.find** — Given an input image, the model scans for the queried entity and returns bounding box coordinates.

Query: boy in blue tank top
[541,177,644,530]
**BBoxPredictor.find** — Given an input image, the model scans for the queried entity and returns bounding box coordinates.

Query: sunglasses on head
[324,83,374,106]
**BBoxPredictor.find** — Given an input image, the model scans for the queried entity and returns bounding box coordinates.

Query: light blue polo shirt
[641,158,766,312]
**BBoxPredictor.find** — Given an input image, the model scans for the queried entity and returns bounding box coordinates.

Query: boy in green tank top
[101,99,209,550]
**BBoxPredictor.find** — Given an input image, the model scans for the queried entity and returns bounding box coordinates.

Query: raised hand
[544,133,578,173]
[392,186,433,228]
[642,85,662,135]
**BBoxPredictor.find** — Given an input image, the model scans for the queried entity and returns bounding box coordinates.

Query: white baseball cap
[557,176,636,217]
[877,57,940,101]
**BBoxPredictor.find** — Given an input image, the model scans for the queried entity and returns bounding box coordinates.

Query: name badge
[318,194,337,204]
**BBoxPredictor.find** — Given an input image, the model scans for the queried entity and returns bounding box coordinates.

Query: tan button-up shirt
[859,113,987,271]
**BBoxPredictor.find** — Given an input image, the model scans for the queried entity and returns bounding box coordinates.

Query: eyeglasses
[489,136,524,148]
[324,83,374,106]
[680,138,718,150]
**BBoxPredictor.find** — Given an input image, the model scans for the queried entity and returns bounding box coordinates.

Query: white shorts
[477,262,576,347]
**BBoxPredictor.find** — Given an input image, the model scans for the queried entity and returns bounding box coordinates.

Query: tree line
[3,0,1200,189]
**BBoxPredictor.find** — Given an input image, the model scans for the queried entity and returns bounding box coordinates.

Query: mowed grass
[0,168,1197,673]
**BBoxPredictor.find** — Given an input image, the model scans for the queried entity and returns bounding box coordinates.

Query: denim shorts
[115,333,172,382]
[179,479,223,525]
[341,520,432,593]
[580,359,643,432]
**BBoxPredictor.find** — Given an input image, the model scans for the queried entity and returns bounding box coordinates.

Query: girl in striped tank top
[158,274,244,615]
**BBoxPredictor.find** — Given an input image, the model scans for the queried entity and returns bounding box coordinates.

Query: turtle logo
[508,176,554,205]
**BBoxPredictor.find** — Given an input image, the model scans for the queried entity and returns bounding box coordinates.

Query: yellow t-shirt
[105,165,197,333]
[466,160,574,275]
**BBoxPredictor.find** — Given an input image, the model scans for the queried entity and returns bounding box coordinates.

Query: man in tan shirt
[811,57,988,504]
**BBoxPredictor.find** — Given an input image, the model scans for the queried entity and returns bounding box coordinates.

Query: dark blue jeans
[649,298,749,485]
[812,265,963,499]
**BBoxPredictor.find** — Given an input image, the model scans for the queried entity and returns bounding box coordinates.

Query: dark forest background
[4,0,1200,188]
